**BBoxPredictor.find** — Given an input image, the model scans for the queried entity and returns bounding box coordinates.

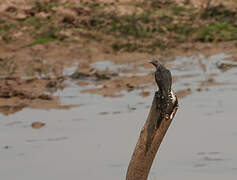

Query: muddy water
[1,54,237,180]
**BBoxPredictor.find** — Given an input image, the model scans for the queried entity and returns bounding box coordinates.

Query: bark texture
[126,90,178,180]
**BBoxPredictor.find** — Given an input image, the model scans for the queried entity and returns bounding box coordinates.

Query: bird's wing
[161,69,172,91]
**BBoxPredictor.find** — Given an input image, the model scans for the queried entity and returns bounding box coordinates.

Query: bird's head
[150,60,162,68]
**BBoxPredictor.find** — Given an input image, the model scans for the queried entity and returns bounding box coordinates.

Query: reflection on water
[0,54,237,180]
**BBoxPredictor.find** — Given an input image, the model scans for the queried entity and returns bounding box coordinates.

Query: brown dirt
[81,74,154,97]
[176,88,192,99]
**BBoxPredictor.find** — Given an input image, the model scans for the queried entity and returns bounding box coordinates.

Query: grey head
[150,60,162,69]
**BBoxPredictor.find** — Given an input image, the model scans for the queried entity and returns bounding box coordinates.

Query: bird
[150,60,172,101]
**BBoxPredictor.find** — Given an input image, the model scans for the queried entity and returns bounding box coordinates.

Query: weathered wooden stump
[126,62,179,180]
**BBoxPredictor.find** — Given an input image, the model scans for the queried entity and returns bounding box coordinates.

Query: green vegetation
[0,24,15,43]
[29,25,66,46]
[30,37,56,46]
[171,5,187,15]
[0,25,11,34]
[0,58,17,76]
[198,23,237,42]
[0,24,15,34]
[1,0,237,52]
[24,17,38,25]
[112,42,141,52]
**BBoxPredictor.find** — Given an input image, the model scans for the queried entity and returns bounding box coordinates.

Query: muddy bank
[0,77,75,115]
[1,52,237,115]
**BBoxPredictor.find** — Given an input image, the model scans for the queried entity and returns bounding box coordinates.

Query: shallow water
[1,54,237,180]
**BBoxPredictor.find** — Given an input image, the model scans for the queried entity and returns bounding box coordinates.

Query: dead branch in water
[126,62,179,180]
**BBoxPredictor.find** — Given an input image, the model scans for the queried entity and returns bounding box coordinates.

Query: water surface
[1,54,237,180]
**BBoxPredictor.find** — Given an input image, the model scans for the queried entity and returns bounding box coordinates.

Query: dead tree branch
[126,62,179,180]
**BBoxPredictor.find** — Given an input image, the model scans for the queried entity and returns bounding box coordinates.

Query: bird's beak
[149,61,157,67]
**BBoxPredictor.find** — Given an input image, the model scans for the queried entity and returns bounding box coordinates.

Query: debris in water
[176,88,192,99]
[31,122,45,129]
[140,91,150,98]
